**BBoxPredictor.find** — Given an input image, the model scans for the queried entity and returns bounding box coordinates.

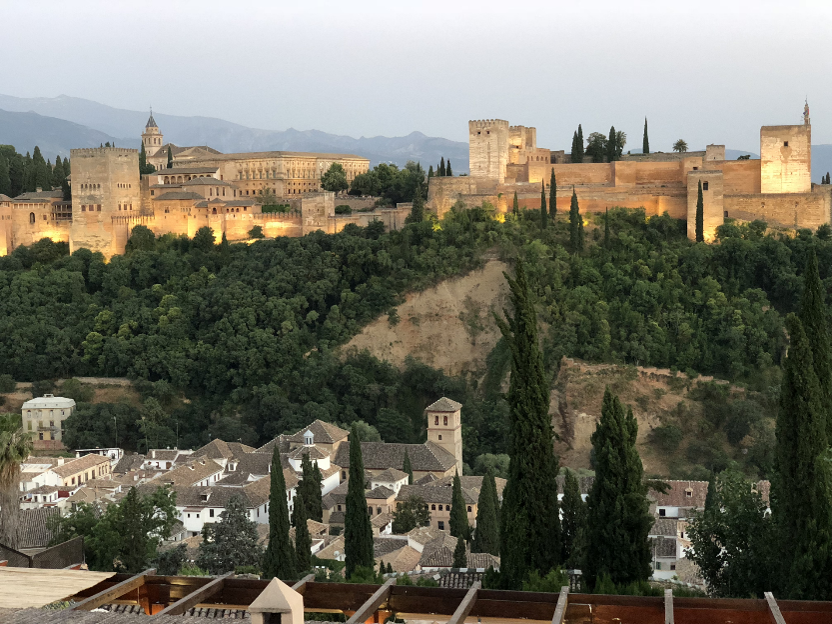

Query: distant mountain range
[0,94,469,170]
[2,94,832,183]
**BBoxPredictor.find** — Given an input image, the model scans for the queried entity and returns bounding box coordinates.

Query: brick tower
[426,397,463,474]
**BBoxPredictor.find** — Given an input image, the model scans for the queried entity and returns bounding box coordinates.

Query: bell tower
[141,109,163,158]
[426,397,463,474]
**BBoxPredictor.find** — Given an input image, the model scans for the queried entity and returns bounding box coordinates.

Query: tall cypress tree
[166,146,173,169]
[293,488,312,573]
[495,258,561,589]
[439,157,446,177]
[642,118,650,154]
[21,152,34,193]
[561,469,585,567]
[603,208,610,250]
[512,191,519,215]
[773,314,832,599]
[800,251,832,440]
[453,535,467,568]
[52,156,64,187]
[262,448,297,579]
[449,471,470,539]
[569,188,584,253]
[299,454,323,522]
[606,126,617,163]
[695,180,704,242]
[539,180,547,229]
[447,160,453,177]
[473,470,499,556]
[402,450,413,485]
[577,125,584,162]
[427,165,434,179]
[571,131,580,163]
[584,389,652,589]
[345,424,374,578]
[0,155,10,197]
[549,169,557,222]
[139,143,148,175]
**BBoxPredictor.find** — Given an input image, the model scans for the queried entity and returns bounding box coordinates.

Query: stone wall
[552,163,613,187]
[427,177,498,218]
[613,161,685,188]
[469,120,509,182]
[301,192,336,235]
[721,160,761,194]
[760,125,811,193]
[687,171,724,241]
[724,188,831,229]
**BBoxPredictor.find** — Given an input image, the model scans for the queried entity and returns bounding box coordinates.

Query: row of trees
[428,157,453,178]
[348,161,427,205]
[0,145,70,199]
[569,125,626,162]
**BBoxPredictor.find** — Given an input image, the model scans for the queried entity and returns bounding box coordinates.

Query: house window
[342,471,346,480]
[39,432,43,440]
[685,489,693,498]
[670,564,676,571]
[438,505,443,511]
[434,416,439,425]
[438,521,445,530]
[467,506,472,512]
[210,509,214,517]
[438,435,442,440]
[703,182,709,191]
[368,506,373,515]
[337,504,342,511]
[656,562,662,570]
[443,416,448,426]
[377,507,382,514]
[659,509,666,517]
[431,504,436,510]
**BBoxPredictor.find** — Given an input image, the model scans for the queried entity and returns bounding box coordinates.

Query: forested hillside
[2,204,829,478]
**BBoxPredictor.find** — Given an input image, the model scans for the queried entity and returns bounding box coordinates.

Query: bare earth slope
[343,260,509,376]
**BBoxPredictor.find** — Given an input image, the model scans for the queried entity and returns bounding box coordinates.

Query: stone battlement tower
[426,397,463,475]
[469,119,509,182]
[760,124,811,194]
[70,147,141,258]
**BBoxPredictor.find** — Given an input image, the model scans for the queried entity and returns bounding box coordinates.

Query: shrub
[649,424,683,452]
[335,205,352,215]
[0,375,16,393]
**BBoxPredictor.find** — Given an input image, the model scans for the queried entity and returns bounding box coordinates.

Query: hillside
[0,94,470,169]
[0,109,126,159]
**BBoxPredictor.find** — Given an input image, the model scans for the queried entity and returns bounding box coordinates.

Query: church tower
[141,110,163,158]
[426,397,463,475]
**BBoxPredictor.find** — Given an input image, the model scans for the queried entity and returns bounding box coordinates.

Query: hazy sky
[4,0,832,152]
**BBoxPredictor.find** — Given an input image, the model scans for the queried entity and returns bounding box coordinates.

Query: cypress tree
[584,389,652,589]
[22,152,34,193]
[449,471,469,539]
[0,155,10,197]
[9,155,24,197]
[293,488,312,573]
[569,188,584,253]
[512,191,519,215]
[603,208,610,250]
[262,447,297,579]
[387,562,393,574]
[402,450,413,485]
[577,125,584,162]
[428,165,434,179]
[773,314,832,599]
[167,146,173,169]
[453,536,467,568]
[407,194,425,224]
[299,454,323,522]
[800,251,832,440]
[561,469,585,567]
[494,258,561,589]
[695,180,704,242]
[643,118,650,154]
[473,470,499,555]
[447,160,452,177]
[52,156,64,187]
[549,169,557,222]
[345,424,374,578]
[606,126,617,163]
[570,131,578,163]
[439,157,446,177]
[139,143,148,175]
[539,180,548,229]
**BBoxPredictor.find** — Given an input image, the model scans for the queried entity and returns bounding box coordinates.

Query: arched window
[212,207,217,214]
[434,416,439,426]
[438,505,443,511]
[431,504,436,510]
[29,212,35,224]
[444,415,448,426]
[467,506,472,512]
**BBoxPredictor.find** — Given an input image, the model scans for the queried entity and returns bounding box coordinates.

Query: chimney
[36,187,42,193]
[57,458,65,466]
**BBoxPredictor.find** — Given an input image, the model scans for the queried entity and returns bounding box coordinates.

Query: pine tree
[695,180,704,242]
[549,169,557,222]
[800,251,832,440]
[494,258,561,589]
[439,157,446,177]
[584,389,653,589]
[569,188,584,253]
[560,470,585,567]
[512,191,519,215]
[577,125,584,162]
[293,488,312,573]
[299,453,323,522]
[473,470,499,556]
[453,536,467,568]
[262,447,297,579]
[449,471,469,539]
[447,160,453,177]
[345,424,374,578]
[606,126,617,163]
[0,155,10,197]
[167,146,173,169]
[402,450,413,485]
[539,180,547,229]
[642,118,650,154]
[773,314,832,599]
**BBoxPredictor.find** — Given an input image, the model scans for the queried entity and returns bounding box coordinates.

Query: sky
[3,0,832,152]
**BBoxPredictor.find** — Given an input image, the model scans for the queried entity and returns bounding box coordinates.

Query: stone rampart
[721,160,762,194]
[760,125,811,194]
[687,171,724,241]
[724,188,831,230]
[613,161,685,187]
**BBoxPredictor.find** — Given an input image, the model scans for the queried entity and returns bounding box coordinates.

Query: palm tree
[673,139,688,153]
[0,413,33,549]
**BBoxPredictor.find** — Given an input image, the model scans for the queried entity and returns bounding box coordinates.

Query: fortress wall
[687,171,724,242]
[505,164,528,184]
[428,177,497,217]
[722,160,762,194]
[552,163,613,186]
[724,190,831,230]
[509,186,687,219]
[11,208,71,248]
[761,125,811,193]
[613,161,685,187]
[302,192,336,235]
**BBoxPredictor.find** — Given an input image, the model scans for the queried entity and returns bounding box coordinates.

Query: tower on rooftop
[426,397,463,475]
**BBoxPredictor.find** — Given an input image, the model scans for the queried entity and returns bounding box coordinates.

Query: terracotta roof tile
[333,442,456,473]
[426,397,462,412]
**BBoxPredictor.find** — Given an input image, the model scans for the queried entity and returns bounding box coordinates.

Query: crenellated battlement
[469,119,509,130]
[71,147,138,157]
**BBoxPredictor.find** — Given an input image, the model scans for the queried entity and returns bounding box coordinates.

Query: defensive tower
[760,121,811,194]
[469,119,509,182]
[425,397,463,475]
